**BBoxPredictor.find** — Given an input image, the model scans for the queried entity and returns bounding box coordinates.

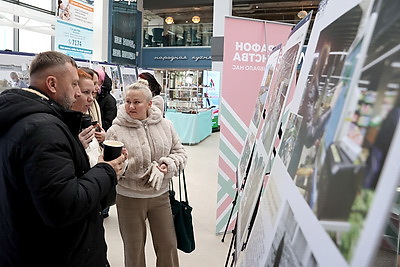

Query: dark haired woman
[138,72,164,114]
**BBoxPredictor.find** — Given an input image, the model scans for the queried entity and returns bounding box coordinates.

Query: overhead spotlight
[165,16,174,24]
[192,16,200,24]
[297,10,308,19]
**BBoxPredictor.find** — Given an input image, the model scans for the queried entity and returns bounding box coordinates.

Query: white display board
[0,51,35,92]
[120,65,137,89]
[236,45,282,186]
[55,0,94,60]
[92,62,125,106]
[235,0,400,266]
[235,11,313,263]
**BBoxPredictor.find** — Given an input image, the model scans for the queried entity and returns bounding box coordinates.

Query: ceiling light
[297,10,307,19]
[165,16,174,24]
[358,80,370,85]
[387,83,400,89]
[192,16,200,24]
[391,62,400,68]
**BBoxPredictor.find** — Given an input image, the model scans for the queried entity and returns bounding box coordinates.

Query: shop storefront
[140,46,217,144]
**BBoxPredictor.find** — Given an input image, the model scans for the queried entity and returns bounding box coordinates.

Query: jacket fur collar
[113,104,162,128]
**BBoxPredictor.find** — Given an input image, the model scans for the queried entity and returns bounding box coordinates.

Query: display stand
[164,70,212,145]
[165,109,212,145]
[166,87,203,112]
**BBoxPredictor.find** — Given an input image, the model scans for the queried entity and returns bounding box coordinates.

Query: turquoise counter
[166,110,212,145]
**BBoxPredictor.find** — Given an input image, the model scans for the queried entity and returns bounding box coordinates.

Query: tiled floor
[104,132,233,266]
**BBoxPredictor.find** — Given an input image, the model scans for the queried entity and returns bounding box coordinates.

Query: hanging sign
[55,0,94,60]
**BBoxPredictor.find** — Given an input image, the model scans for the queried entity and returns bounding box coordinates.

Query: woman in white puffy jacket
[106,80,187,267]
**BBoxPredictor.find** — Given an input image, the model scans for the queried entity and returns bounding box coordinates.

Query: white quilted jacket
[106,104,187,198]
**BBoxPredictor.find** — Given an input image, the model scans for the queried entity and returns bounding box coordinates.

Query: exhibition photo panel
[233,0,400,266]
[237,46,282,186]
[234,12,313,266]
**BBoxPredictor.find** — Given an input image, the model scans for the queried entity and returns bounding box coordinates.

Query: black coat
[0,88,117,266]
[98,93,117,131]
[98,73,117,131]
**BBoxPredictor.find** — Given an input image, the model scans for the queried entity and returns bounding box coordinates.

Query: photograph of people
[57,0,71,21]
[9,71,27,88]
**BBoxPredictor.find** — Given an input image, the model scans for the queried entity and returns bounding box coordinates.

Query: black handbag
[169,169,195,253]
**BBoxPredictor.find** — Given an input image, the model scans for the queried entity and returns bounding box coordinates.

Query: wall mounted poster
[0,51,34,93]
[202,70,221,130]
[92,62,124,105]
[120,65,137,88]
[110,1,138,65]
[55,0,94,60]
[238,0,400,266]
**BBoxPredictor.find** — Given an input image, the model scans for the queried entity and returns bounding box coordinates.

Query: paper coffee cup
[103,140,124,161]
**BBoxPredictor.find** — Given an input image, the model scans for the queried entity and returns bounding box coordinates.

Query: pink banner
[222,17,292,125]
[216,17,292,234]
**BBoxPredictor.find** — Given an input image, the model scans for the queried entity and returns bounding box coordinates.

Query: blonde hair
[125,80,152,101]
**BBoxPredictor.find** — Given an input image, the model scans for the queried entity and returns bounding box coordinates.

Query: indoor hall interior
[104,132,233,267]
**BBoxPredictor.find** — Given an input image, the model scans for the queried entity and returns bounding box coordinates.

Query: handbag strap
[178,167,189,204]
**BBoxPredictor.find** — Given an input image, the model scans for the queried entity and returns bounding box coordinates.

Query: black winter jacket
[97,74,117,131]
[98,93,117,131]
[0,88,117,266]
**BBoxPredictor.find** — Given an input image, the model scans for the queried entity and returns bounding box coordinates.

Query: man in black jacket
[0,51,126,266]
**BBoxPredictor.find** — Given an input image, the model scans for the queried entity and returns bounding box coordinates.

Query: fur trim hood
[112,104,162,128]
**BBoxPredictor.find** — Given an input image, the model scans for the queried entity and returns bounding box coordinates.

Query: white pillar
[211,0,232,77]
[212,0,231,37]
[93,0,109,61]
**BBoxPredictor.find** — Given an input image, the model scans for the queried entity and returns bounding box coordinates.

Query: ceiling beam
[0,1,55,36]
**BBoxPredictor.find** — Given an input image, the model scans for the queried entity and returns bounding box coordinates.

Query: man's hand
[101,149,128,177]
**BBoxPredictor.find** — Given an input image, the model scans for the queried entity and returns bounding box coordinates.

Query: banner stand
[221,187,239,243]
[223,177,266,266]
[241,187,263,251]
[224,224,236,267]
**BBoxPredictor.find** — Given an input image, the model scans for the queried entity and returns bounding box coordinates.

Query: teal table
[166,110,212,145]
